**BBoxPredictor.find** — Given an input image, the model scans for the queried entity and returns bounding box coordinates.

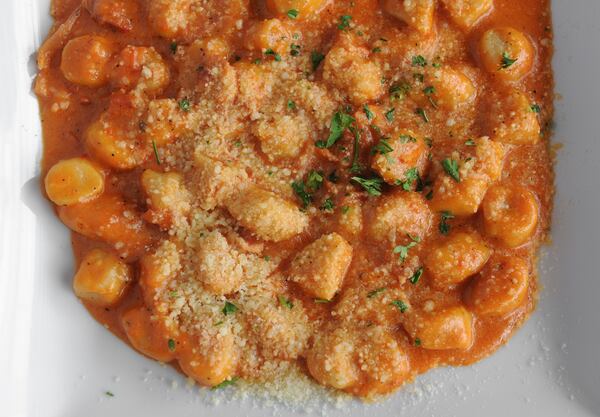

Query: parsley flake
[320,198,335,212]
[385,107,395,122]
[351,176,384,196]
[105,391,115,397]
[396,167,419,191]
[152,140,161,165]
[292,180,312,208]
[311,51,325,71]
[442,158,460,182]
[314,298,332,304]
[264,48,281,61]
[409,267,424,284]
[222,301,238,316]
[287,9,299,19]
[530,103,541,113]
[393,234,421,262]
[306,170,324,190]
[338,15,352,31]
[363,104,374,121]
[287,100,296,110]
[178,98,191,112]
[391,300,409,313]
[416,107,429,123]
[412,55,427,67]
[169,42,178,54]
[316,111,355,148]
[168,339,176,351]
[211,377,239,390]
[367,288,386,298]
[500,51,518,69]
[414,338,422,346]
[290,43,301,56]
[278,295,294,309]
[464,139,476,146]
[439,211,455,235]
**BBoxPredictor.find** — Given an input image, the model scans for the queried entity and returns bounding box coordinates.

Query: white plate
[1,1,599,416]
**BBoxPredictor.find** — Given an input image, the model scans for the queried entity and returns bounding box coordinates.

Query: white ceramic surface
[1,1,599,416]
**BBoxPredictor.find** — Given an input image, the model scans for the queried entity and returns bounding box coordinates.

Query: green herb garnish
[351,176,384,196]
[442,158,460,182]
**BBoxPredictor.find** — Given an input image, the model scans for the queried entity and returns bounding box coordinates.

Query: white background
[1,1,599,416]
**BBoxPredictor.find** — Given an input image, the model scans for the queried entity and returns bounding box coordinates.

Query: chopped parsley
[178,98,191,112]
[316,111,355,148]
[287,100,296,110]
[439,210,455,235]
[367,288,386,298]
[500,51,517,69]
[306,170,324,190]
[211,377,239,390]
[442,158,460,182]
[351,176,384,196]
[396,167,419,191]
[222,301,238,316]
[264,48,281,61]
[287,9,299,19]
[393,234,421,262]
[314,298,332,304]
[391,300,409,313]
[320,198,335,212]
[105,391,115,397]
[423,86,435,95]
[168,339,176,351]
[152,140,161,165]
[349,126,363,173]
[311,51,325,71]
[385,107,395,122]
[389,82,411,100]
[464,139,476,146]
[414,338,422,347]
[278,295,294,309]
[292,180,312,208]
[363,104,374,121]
[409,267,424,284]
[530,103,541,113]
[416,107,429,123]
[328,170,339,183]
[372,138,394,158]
[169,42,178,54]
[412,55,427,67]
[338,15,352,31]
[399,134,417,143]
[290,43,301,56]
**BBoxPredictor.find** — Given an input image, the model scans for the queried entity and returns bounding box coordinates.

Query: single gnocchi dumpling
[109,46,170,94]
[45,158,105,206]
[195,231,244,296]
[141,169,191,228]
[354,326,411,397]
[368,192,433,243]
[252,113,312,161]
[425,66,477,110]
[245,19,292,55]
[143,99,189,147]
[190,154,248,211]
[60,35,115,87]
[266,0,328,17]
[178,331,238,387]
[424,231,492,286]
[73,249,132,306]
[85,118,148,170]
[139,240,181,304]
[408,305,474,350]
[58,194,153,259]
[440,0,493,30]
[225,185,309,242]
[382,0,436,34]
[429,137,506,216]
[486,89,541,145]
[371,131,429,186]
[288,233,353,300]
[306,326,360,390]
[323,35,384,105]
[479,27,535,81]
[482,183,539,247]
[468,255,530,316]
[121,306,176,363]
